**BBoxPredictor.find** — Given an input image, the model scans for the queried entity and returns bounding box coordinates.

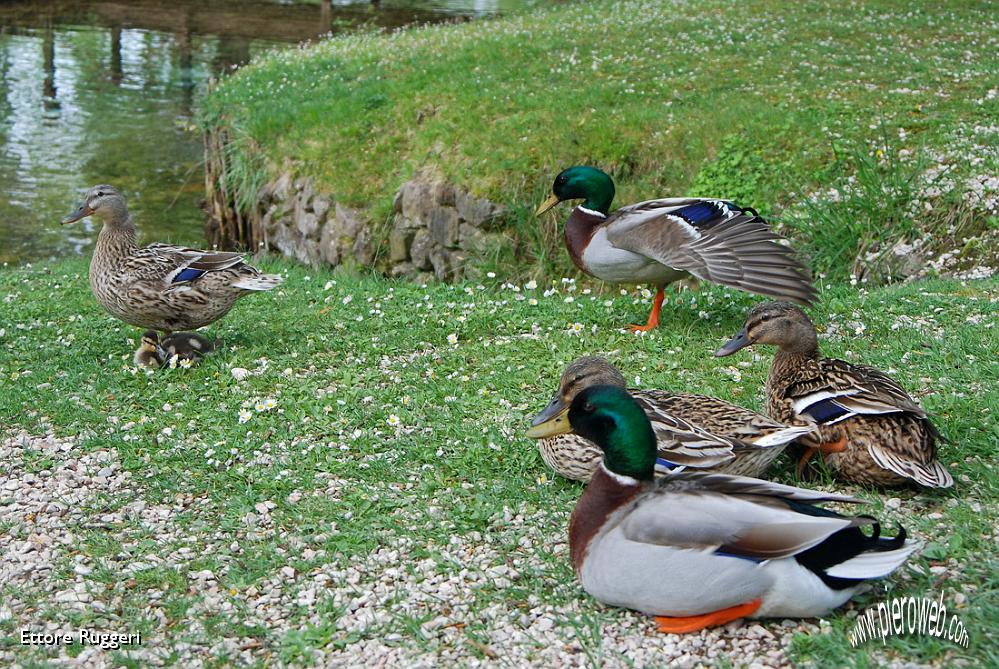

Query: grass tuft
[200,0,999,279]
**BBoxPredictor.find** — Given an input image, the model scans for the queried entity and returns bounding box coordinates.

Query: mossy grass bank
[202,0,999,278]
[1,258,996,666]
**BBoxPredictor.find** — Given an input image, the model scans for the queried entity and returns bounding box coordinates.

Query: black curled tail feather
[794,516,909,590]
[854,515,908,552]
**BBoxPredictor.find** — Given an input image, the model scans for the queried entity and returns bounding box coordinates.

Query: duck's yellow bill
[534,193,561,216]
[525,406,571,438]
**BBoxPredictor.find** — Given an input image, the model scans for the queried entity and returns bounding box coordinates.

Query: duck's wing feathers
[117,244,282,295]
[783,360,951,487]
[786,358,929,425]
[605,199,816,305]
[640,391,817,448]
[619,474,865,560]
[631,391,745,467]
[143,244,247,286]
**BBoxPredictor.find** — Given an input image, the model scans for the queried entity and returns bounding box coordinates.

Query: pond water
[0,0,536,265]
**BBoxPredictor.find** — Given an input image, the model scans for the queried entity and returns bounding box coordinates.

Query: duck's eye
[582,401,595,413]
[573,374,584,382]
[96,191,105,198]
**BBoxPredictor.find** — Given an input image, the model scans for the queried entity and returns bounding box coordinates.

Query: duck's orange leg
[797,436,846,477]
[796,448,818,477]
[654,598,762,634]
[629,287,665,333]
[819,435,848,454]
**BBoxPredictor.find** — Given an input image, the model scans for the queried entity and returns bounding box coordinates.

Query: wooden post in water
[42,22,57,103]
[110,25,122,85]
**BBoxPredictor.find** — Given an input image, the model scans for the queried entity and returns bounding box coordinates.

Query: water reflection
[0,0,532,265]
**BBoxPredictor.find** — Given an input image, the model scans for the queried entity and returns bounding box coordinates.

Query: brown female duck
[716,302,953,488]
[526,356,812,481]
[62,185,283,334]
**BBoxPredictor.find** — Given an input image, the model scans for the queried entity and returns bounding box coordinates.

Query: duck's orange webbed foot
[628,287,665,333]
[654,598,762,634]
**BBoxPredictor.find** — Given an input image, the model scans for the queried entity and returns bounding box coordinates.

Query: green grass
[1,258,996,666]
[201,0,999,278]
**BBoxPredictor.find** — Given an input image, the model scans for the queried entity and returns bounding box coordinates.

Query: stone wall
[255,172,373,270]
[387,171,506,281]
[225,169,508,281]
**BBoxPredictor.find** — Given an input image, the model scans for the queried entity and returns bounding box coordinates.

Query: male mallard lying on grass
[526,357,812,481]
[62,185,283,334]
[716,302,953,488]
[133,331,222,369]
[536,166,816,331]
[528,385,919,632]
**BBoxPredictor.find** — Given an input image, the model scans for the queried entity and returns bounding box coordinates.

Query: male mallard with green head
[536,166,816,331]
[62,185,283,335]
[716,301,953,488]
[528,385,919,632]
[527,356,812,481]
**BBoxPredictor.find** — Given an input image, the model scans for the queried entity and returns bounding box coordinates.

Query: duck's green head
[536,166,615,217]
[527,385,655,480]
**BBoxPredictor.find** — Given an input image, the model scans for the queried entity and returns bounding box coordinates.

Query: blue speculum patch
[173,268,205,283]
[803,398,852,424]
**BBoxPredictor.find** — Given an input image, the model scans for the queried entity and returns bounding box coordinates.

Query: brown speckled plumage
[64,185,283,334]
[531,357,812,482]
[718,302,953,488]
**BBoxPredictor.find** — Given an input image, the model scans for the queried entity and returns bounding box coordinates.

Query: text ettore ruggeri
[20,629,141,650]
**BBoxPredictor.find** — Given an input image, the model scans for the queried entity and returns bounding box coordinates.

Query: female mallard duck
[526,357,812,481]
[716,302,953,488]
[61,185,283,334]
[528,385,918,632]
[536,166,816,331]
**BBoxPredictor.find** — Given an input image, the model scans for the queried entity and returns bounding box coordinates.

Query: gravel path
[0,432,966,668]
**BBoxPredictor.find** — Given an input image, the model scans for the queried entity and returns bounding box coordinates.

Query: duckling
[160,332,222,367]
[133,330,165,368]
[716,301,953,488]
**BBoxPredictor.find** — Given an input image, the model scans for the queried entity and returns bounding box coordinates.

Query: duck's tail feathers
[825,537,921,580]
[233,274,284,291]
[752,424,815,448]
[868,445,954,489]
